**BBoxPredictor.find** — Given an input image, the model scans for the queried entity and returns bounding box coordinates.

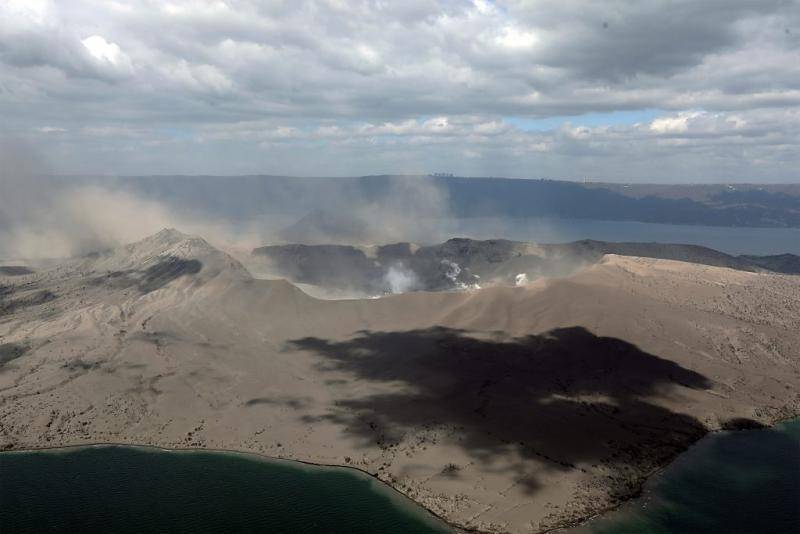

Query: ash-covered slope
[0,228,249,322]
[2,230,800,534]
[549,240,761,272]
[81,228,249,281]
[252,237,800,295]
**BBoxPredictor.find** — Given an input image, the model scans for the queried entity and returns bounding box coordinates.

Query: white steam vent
[383,263,419,294]
[441,259,481,291]
[441,258,461,282]
[515,273,529,286]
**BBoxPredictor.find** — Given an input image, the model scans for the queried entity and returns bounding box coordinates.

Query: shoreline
[0,439,467,534]
[5,414,796,534]
[549,413,800,533]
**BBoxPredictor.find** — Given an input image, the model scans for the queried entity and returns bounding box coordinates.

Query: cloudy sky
[1,0,798,182]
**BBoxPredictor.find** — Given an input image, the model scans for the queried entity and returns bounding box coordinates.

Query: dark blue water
[0,446,449,534]
[449,217,800,255]
[579,418,800,534]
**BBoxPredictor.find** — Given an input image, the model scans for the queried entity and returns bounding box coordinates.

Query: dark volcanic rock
[253,244,384,293]
[253,238,799,295]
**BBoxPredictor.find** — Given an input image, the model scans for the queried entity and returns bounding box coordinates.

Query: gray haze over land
[3,159,800,260]
[0,1,799,181]
[0,140,456,259]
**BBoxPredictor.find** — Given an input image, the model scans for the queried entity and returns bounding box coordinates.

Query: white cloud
[81,35,121,64]
[80,34,134,77]
[0,0,797,181]
[2,0,53,26]
[650,112,703,134]
[495,26,538,49]
[472,0,495,16]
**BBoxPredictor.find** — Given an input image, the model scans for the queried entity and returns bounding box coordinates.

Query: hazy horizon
[32,172,800,186]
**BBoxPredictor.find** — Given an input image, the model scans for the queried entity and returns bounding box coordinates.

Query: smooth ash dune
[1,229,799,533]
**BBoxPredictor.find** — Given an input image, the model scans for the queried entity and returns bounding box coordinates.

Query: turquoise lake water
[1,420,798,533]
[450,217,800,255]
[0,446,448,534]
[578,418,800,534]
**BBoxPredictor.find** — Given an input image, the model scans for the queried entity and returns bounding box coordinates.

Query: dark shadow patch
[324,379,349,386]
[138,257,202,293]
[0,343,29,368]
[288,326,711,495]
[127,330,217,353]
[0,266,34,276]
[720,417,768,431]
[0,289,57,315]
[62,359,102,373]
[87,270,137,291]
[86,256,203,294]
[83,248,114,259]
[245,396,311,409]
[102,363,147,375]
[440,463,462,479]
[28,290,56,306]
[128,330,180,344]
[124,372,174,396]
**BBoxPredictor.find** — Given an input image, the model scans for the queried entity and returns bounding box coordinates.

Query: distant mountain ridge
[56,175,800,228]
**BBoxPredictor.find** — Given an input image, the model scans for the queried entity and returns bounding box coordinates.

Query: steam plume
[383,263,419,294]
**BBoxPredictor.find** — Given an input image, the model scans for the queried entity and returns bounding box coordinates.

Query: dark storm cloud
[0,0,797,181]
[509,0,793,80]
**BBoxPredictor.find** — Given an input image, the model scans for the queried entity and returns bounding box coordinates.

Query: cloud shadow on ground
[288,326,711,495]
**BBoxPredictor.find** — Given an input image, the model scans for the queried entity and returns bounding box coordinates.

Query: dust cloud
[0,140,272,260]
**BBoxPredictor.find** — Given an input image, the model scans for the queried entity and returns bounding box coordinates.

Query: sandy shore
[2,230,799,533]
